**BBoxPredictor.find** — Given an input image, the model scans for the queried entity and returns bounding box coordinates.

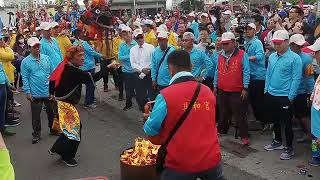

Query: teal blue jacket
[151,45,175,86]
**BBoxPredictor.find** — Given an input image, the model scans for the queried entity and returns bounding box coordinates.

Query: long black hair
[13,34,25,51]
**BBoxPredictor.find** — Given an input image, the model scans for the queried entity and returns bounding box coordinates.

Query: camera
[203,38,215,50]
[209,6,220,16]
[209,6,222,36]
[235,15,254,49]
[235,26,245,50]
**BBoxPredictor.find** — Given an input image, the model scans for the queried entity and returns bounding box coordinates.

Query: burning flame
[121,138,160,166]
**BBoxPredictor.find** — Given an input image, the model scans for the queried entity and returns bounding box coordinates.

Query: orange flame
[92,0,107,8]
[120,138,160,166]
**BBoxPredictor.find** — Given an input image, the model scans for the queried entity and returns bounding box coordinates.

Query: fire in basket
[120,138,160,180]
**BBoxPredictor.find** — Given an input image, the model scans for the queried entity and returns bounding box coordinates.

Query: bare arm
[0,133,6,150]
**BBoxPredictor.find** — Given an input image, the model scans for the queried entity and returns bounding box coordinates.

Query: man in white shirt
[130,29,155,112]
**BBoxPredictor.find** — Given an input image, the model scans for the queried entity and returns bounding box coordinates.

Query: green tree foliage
[288,0,316,5]
[179,0,204,12]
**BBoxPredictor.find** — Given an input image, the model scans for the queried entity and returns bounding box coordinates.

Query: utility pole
[317,0,320,18]
[133,0,136,15]
[314,0,320,38]
[28,0,33,8]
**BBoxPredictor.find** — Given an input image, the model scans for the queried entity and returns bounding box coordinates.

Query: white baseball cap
[40,22,51,31]
[307,38,320,52]
[231,19,238,25]
[133,29,144,38]
[183,32,195,40]
[271,30,289,43]
[289,34,306,46]
[27,37,40,47]
[221,32,236,43]
[157,24,168,33]
[36,27,41,31]
[121,26,132,32]
[118,24,127,31]
[223,10,232,15]
[143,19,153,26]
[201,13,209,18]
[157,31,168,39]
[9,27,13,31]
[188,12,195,17]
[246,23,256,30]
[50,21,59,28]
[133,21,141,27]
[231,24,239,28]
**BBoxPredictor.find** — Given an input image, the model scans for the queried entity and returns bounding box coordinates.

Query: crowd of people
[0,1,320,179]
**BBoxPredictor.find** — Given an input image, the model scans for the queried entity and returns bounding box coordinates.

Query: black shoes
[118,94,124,101]
[5,120,21,127]
[8,108,20,115]
[48,149,56,155]
[63,158,78,167]
[32,136,41,144]
[123,104,133,111]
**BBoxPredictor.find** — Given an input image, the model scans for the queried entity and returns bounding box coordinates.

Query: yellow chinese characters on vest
[183,101,210,111]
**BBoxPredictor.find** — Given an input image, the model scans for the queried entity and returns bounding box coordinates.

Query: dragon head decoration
[79,0,115,58]
[80,0,113,29]
[79,0,114,40]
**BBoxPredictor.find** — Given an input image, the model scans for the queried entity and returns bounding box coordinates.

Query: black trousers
[51,131,80,161]
[151,84,168,100]
[293,93,310,119]
[264,93,294,148]
[202,77,214,91]
[0,85,7,132]
[161,163,223,180]
[109,67,124,96]
[217,89,249,138]
[31,98,55,138]
[5,85,13,123]
[122,72,136,106]
[13,61,23,88]
[133,73,152,111]
[101,63,124,96]
[100,60,113,89]
[249,80,266,125]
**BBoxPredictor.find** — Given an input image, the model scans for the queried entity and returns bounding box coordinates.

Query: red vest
[160,81,221,173]
[217,49,245,92]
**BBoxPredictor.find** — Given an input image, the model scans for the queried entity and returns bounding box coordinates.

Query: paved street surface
[4,82,320,180]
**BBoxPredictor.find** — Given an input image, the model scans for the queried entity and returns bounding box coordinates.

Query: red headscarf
[49,45,84,88]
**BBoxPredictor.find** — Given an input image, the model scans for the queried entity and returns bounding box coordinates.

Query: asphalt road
[5,93,263,180]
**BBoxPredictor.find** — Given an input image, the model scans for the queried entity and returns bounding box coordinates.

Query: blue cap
[278,10,288,18]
